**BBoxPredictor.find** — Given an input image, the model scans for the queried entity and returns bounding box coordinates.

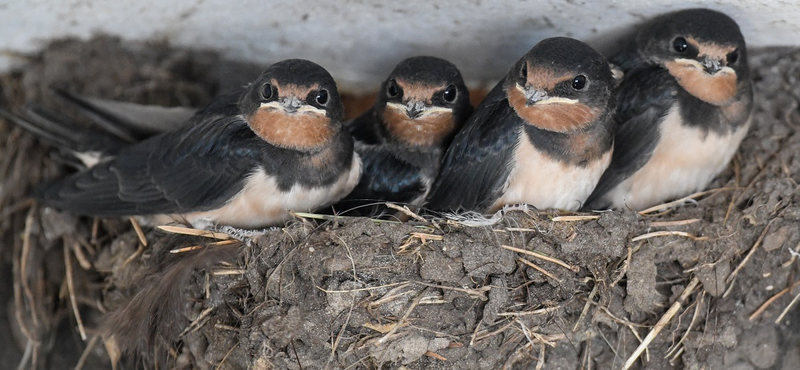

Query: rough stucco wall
[1,0,799,91]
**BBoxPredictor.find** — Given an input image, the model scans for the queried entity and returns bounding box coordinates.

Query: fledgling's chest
[607,104,751,210]
[164,154,362,229]
[491,129,612,212]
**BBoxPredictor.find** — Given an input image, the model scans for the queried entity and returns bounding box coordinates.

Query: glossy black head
[240,59,345,151]
[635,9,748,105]
[377,56,471,148]
[505,37,614,133]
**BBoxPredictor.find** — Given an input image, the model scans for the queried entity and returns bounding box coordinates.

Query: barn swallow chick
[584,8,753,211]
[425,37,615,213]
[15,59,362,229]
[331,56,471,216]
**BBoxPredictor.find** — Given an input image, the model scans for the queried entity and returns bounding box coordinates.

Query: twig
[499,305,562,317]
[518,258,562,283]
[724,221,774,298]
[317,281,409,294]
[631,231,708,242]
[64,245,87,340]
[621,276,700,370]
[749,279,800,321]
[502,245,579,272]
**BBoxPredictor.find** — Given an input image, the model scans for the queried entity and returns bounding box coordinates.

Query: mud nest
[0,37,798,370]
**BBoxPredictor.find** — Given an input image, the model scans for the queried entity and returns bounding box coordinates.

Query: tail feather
[53,89,196,140]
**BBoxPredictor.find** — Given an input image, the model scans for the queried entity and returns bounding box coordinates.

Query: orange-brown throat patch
[394,79,447,104]
[506,84,600,133]
[382,105,455,147]
[249,107,334,151]
[665,60,738,106]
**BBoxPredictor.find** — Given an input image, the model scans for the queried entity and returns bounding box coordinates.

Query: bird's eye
[442,85,458,103]
[572,75,587,90]
[262,83,274,100]
[727,49,739,64]
[315,89,329,105]
[673,37,689,53]
[520,63,528,79]
[386,79,400,98]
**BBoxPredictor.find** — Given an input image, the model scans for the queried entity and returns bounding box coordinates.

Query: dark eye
[442,85,457,103]
[673,37,688,53]
[727,50,739,64]
[315,89,329,105]
[520,63,528,79]
[261,83,273,100]
[386,79,400,98]
[571,75,587,90]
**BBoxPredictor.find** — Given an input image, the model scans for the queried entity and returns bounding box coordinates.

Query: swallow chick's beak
[701,57,723,74]
[404,100,426,119]
[518,84,579,106]
[262,96,325,115]
[387,100,452,120]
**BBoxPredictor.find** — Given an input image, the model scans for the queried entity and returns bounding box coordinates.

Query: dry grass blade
[631,231,708,242]
[318,282,410,294]
[129,217,148,246]
[64,245,87,340]
[386,202,428,223]
[157,225,231,239]
[573,283,599,331]
[425,351,447,361]
[638,188,729,215]
[621,276,700,370]
[776,289,800,324]
[180,307,214,337]
[666,292,705,358]
[724,220,774,298]
[291,211,401,224]
[376,290,425,346]
[518,258,561,283]
[649,219,701,227]
[749,279,800,321]
[74,335,99,370]
[551,215,600,222]
[170,245,204,254]
[500,306,562,317]
[211,269,245,276]
[502,245,579,272]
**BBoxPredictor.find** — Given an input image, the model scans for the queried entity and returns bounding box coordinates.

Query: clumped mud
[0,37,798,370]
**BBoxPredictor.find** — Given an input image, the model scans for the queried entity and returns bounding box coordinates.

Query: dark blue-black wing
[424,81,522,213]
[36,115,264,216]
[583,66,677,209]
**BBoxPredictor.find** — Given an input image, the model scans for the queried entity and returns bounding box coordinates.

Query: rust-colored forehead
[686,37,737,59]
[270,79,321,97]
[524,64,575,90]
[395,78,448,102]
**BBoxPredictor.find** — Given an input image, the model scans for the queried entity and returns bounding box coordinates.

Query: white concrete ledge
[1,1,798,91]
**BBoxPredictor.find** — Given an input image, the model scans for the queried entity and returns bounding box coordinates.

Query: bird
[425,37,615,214]
[583,8,753,211]
[330,56,471,216]
[6,59,362,229]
